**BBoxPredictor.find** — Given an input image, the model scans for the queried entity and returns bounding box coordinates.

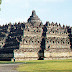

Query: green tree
[0,0,2,4]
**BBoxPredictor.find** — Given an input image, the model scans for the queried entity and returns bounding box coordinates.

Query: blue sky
[0,0,72,27]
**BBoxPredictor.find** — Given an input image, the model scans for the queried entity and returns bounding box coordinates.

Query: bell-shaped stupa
[28,10,42,25]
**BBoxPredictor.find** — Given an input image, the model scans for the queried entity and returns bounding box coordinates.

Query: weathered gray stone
[0,10,71,61]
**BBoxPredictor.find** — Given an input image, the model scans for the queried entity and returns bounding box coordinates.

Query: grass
[0,59,72,72]
[16,59,72,72]
[0,61,14,64]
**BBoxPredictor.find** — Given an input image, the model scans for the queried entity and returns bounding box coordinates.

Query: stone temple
[0,10,72,61]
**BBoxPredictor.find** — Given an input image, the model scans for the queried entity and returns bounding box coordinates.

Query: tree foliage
[0,0,2,5]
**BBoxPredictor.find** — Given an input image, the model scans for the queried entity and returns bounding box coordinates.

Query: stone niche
[46,37,70,49]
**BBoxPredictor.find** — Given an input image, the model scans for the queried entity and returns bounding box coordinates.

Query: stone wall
[0,10,72,61]
[45,21,70,49]
[14,48,40,61]
[20,36,42,49]
[44,48,72,60]
[0,53,13,58]
[46,37,70,49]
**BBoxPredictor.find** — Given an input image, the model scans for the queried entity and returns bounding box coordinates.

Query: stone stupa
[28,10,42,26]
